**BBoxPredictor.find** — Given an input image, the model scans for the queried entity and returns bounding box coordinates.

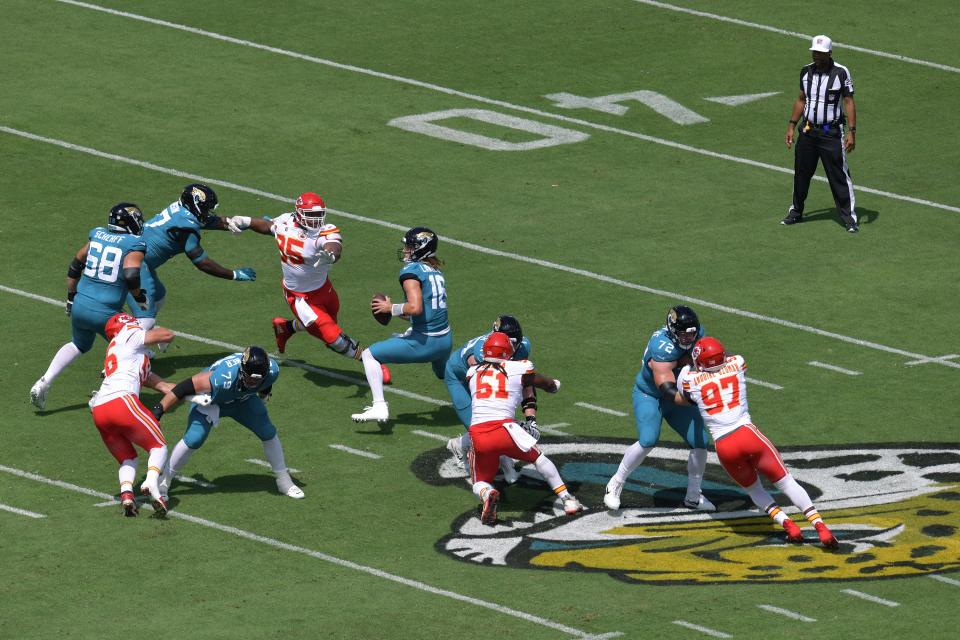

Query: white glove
[313,250,337,267]
[225,216,251,234]
[188,393,214,407]
[548,379,561,393]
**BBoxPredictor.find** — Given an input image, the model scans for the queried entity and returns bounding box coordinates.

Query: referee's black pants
[792,128,857,226]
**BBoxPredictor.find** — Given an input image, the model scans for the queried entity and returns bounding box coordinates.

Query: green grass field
[2,1,959,638]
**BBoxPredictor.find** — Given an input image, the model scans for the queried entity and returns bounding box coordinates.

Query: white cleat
[500,457,519,485]
[30,377,50,410]
[563,496,584,515]
[351,402,389,423]
[277,474,305,499]
[156,341,170,353]
[683,494,717,512]
[603,477,624,510]
[446,437,466,470]
[140,479,168,515]
[158,469,173,501]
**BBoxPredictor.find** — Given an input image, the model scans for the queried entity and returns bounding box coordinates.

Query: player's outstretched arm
[152,371,213,419]
[144,373,174,395]
[651,358,682,403]
[144,327,175,346]
[224,216,273,235]
[65,243,89,315]
[524,372,560,393]
[192,255,257,281]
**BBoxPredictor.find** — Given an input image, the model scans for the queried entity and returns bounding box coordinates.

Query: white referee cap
[809,34,833,52]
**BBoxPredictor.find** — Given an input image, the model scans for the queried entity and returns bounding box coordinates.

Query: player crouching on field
[90,313,176,517]
[673,337,838,547]
[466,332,581,525]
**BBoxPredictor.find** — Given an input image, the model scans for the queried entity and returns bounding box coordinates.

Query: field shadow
[353,406,461,436]
[797,206,879,228]
[149,351,233,377]
[167,472,307,500]
[33,402,91,416]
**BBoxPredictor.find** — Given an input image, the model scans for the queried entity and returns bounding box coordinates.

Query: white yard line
[246,458,302,474]
[630,0,960,74]
[43,1,960,215]
[756,604,815,622]
[575,402,628,417]
[539,422,572,436]
[328,444,382,460]
[905,354,959,366]
[841,589,900,607]
[0,502,46,519]
[1,128,958,373]
[808,361,862,376]
[745,376,783,390]
[671,620,731,638]
[175,474,218,489]
[0,462,619,639]
[928,574,960,587]
[411,430,450,442]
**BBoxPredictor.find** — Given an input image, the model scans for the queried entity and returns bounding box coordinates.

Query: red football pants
[91,395,166,464]
[715,424,788,487]
[469,419,541,484]
[283,279,342,344]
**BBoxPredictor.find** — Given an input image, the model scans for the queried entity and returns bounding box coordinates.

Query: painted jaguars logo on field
[411,440,960,584]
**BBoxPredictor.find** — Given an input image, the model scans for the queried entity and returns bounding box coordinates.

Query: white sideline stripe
[0,139,958,376]
[0,463,617,639]
[175,474,217,488]
[328,444,382,460]
[745,376,783,390]
[44,2,960,215]
[575,402,628,417]
[807,361,862,376]
[246,458,301,474]
[841,589,900,607]
[756,604,816,622]
[928,574,960,587]
[631,0,960,75]
[671,620,731,638]
[0,502,46,519]
[0,285,451,407]
[411,430,450,442]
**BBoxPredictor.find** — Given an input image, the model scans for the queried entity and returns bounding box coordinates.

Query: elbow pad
[658,381,679,402]
[68,257,84,279]
[122,267,141,290]
[171,378,197,400]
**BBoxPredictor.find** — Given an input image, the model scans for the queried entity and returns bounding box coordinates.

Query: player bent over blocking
[89,313,176,516]
[151,346,304,500]
[466,332,580,526]
[674,337,838,547]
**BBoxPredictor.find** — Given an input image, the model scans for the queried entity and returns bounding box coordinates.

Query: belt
[803,121,841,132]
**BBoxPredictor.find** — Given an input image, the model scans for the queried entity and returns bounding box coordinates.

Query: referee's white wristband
[391,303,405,317]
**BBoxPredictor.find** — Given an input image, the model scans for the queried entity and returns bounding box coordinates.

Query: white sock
[613,442,651,483]
[261,435,289,474]
[119,458,137,494]
[534,455,571,498]
[685,448,708,502]
[360,349,385,403]
[145,446,167,483]
[292,318,306,332]
[744,479,788,525]
[168,440,196,474]
[500,456,515,473]
[41,342,83,383]
[460,432,472,455]
[472,481,494,501]
[775,474,815,513]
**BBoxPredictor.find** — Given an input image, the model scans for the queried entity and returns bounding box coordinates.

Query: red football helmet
[105,313,139,340]
[295,192,326,231]
[482,331,515,363]
[693,337,726,372]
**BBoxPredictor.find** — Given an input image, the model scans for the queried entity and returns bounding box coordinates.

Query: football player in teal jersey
[352,227,453,423]
[151,346,304,500]
[443,315,537,481]
[602,305,716,512]
[126,183,257,333]
[30,203,151,410]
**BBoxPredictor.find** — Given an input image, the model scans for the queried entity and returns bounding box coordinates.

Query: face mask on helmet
[107,202,145,236]
[294,192,327,232]
[666,305,700,349]
[492,315,523,349]
[240,346,270,389]
[105,313,139,340]
[482,331,515,363]
[398,227,438,263]
[180,183,219,223]
[693,337,726,371]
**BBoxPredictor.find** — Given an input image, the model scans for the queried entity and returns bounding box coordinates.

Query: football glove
[188,393,214,407]
[313,250,337,267]
[131,289,150,311]
[225,216,251,234]
[233,267,256,281]
[258,385,273,403]
[150,403,165,421]
[66,291,76,316]
[521,417,541,441]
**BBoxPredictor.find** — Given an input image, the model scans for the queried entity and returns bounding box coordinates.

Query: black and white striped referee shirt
[800,61,854,125]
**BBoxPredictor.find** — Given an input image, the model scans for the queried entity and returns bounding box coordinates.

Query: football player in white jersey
[89,313,175,516]
[674,337,838,546]
[465,332,580,525]
[231,193,389,380]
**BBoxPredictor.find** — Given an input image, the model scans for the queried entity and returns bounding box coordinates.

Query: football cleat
[446,437,466,471]
[783,519,804,543]
[500,457,519,485]
[603,477,624,510]
[815,521,838,547]
[272,318,292,354]
[158,468,172,501]
[480,489,500,525]
[277,474,305,499]
[381,364,392,385]
[140,481,168,516]
[351,402,389,423]
[563,496,584,515]
[120,491,138,517]
[29,377,50,410]
[683,494,717,512]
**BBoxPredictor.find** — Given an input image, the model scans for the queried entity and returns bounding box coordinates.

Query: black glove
[521,417,540,441]
[258,385,273,402]
[66,291,76,316]
[150,403,165,421]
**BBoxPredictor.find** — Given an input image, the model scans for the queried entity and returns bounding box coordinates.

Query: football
[372,293,391,326]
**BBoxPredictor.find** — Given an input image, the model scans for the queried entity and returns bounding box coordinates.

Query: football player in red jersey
[231,192,390,381]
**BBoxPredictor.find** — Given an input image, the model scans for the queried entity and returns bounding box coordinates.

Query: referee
[782,34,859,232]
